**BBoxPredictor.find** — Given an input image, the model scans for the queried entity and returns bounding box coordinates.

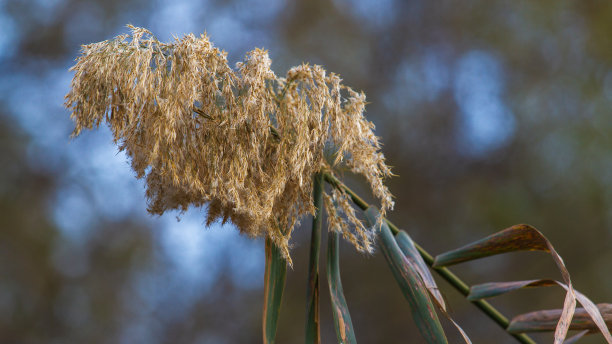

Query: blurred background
[1,0,612,343]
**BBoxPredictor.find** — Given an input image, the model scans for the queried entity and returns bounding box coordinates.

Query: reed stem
[305,173,323,344]
[322,172,537,344]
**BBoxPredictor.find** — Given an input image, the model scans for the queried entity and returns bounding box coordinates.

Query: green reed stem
[263,237,288,344]
[305,173,323,344]
[327,230,357,344]
[322,172,537,344]
[246,117,535,343]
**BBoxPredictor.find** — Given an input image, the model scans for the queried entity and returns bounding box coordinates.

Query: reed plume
[65,25,393,263]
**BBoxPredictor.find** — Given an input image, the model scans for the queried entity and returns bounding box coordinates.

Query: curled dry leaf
[433,224,612,344]
[508,304,612,333]
[469,279,612,342]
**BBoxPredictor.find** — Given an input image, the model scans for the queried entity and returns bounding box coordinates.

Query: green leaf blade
[263,237,288,344]
[364,207,448,344]
[396,230,471,343]
[395,231,445,308]
[327,230,357,344]
[305,173,323,344]
[468,280,557,301]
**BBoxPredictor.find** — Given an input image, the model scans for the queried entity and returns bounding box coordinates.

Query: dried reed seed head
[65,25,393,263]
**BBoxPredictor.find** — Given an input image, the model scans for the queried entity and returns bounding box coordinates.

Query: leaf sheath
[305,173,323,344]
[263,237,288,344]
[364,207,448,344]
[327,230,357,344]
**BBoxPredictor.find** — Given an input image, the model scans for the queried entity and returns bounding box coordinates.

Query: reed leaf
[396,230,471,343]
[433,224,612,343]
[364,207,448,344]
[468,280,558,301]
[305,173,323,344]
[470,279,612,342]
[508,304,612,333]
[433,224,553,268]
[395,231,445,308]
[263,237,288,344]
[564,330,590,344]
[327,230,357,344]
[323,173,536,344]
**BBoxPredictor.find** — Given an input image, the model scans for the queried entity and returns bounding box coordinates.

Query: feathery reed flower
[65,25,393,263]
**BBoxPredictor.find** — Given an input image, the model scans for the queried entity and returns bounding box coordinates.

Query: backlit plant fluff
[65,26,393,263]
